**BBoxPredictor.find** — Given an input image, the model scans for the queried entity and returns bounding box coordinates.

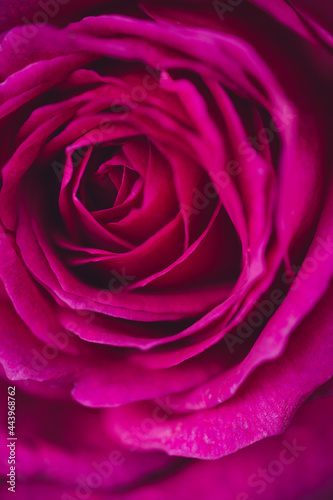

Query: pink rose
[0,0,332,498]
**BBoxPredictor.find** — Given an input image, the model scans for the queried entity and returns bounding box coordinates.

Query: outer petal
[107,277,333,458]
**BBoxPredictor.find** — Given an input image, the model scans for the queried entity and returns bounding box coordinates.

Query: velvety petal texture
[0,0,332,499]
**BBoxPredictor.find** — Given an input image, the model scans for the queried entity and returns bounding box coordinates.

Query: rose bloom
[0,0,333,499]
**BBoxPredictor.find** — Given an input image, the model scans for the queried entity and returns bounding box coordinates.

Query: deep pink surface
[0,1,332,498]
